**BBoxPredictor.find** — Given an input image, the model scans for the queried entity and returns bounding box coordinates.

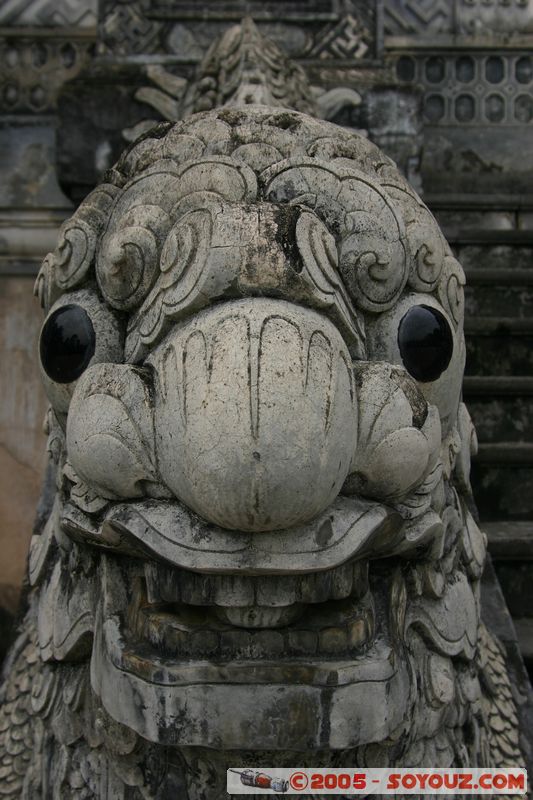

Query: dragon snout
[149,298,357,531]
[66,298,440,532]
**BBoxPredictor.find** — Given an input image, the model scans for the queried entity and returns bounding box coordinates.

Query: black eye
[40,304,95,384]
[398,305,453,383]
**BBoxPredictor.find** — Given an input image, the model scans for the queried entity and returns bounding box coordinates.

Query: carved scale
[0,18,525,800]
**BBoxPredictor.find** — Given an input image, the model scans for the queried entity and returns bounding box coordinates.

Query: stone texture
[0,0,97,27]
[481,558,533,772]
[1,4,533,798]
[0,123,70,209]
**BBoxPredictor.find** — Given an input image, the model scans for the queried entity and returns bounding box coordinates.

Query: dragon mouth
[134,557,375,659]
[137,596,374,660]
[34,474,480,752]
[62,492,396,663]
[59,491,441,668]
[62,491,406,662]
[51,493,425,749]
[90,546,412,750]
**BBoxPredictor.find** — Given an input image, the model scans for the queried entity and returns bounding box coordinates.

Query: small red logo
[290,772,309,791]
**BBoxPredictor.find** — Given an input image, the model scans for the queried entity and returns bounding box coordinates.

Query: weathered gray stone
[1,13,531,800]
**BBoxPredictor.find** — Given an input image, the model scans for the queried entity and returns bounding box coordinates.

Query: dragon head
[31,105,490,792]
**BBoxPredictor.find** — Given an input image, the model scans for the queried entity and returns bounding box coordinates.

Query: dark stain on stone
[391,366,428,429]
[267,111,302,131]
[113,121,172,179]
[272,203,304,273]
[216,108,250,127]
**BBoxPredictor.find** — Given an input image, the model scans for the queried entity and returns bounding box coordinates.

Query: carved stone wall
[99,0,380,60]
[384,0,533,36]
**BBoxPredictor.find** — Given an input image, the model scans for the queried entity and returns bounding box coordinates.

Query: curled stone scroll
[265,158,409,312]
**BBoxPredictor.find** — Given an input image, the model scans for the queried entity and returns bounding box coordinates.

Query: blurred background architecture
[1,0,533,677]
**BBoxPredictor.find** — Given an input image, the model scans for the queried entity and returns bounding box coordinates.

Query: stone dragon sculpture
[0,19,526,800]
